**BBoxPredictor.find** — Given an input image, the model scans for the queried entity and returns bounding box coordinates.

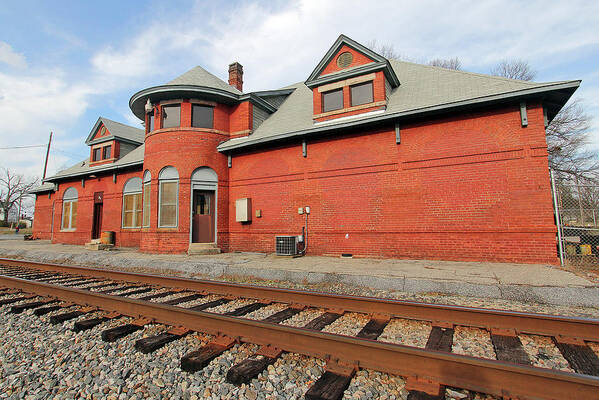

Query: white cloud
[0,41,27,69]
[2,0,599,177]
[0,70,93,176]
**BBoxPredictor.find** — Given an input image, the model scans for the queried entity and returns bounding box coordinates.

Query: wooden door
[192,190,215,243]
[92,192,104,239]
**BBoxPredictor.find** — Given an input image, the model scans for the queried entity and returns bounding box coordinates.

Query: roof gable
[85,117,144,146]
[305,34,400,88]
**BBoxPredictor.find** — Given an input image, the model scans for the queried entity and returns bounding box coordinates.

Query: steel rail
[1,258,598,342]
[1,274,598,400]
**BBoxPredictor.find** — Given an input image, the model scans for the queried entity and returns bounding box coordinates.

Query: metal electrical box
[236,198,252,222]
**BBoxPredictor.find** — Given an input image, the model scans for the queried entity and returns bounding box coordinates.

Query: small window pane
[162,105,181,128]
[192,105,214,129]
[93,148,101,161]
[135,210,143,227]
[351,82,373,106]
[160,205,177,226]
[103,146,111,159]
[322,89,343,113]
[143,184,150,227]
[161,182,177,204]
[62,202,71,229]
[124,194,135,211]
[124,211,134,227]
[70,202,77,228]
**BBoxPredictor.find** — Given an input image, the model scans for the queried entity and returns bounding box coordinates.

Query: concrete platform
[0,240,597,307]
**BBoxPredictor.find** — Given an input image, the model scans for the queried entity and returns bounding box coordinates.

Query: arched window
[61,187,78,230]
[142,170,151,227]
[122,177,143,228]
[158,166,179,227]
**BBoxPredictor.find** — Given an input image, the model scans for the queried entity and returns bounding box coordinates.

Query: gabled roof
[85,117,144,146]
[167,66,242,95]
[305,34,400,89]
[219,59,579,152]
[44,144,145,182]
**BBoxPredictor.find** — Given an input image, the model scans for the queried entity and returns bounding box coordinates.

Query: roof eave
[217,81,580,153]
[129,85,242,120]
[44,160,144,183]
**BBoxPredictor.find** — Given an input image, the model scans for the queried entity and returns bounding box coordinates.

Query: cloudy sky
[1,0,598,178]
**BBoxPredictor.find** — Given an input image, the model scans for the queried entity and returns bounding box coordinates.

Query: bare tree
[491,60,596,178]
[366,40,402,60]
[428,57,462,70]
[0,168,39,222]
[545,99,597,176]
[491,60,536,81]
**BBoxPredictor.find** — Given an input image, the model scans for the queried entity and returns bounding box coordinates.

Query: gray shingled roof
[167,66,242,95]
[29,182,56,194]
[86,117,144,145]
[45,144,144,182]
[219,60,577,150]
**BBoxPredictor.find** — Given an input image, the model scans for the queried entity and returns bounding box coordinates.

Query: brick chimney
[228,62,243,92]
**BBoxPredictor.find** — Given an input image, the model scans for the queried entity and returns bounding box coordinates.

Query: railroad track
[0,258,598,400]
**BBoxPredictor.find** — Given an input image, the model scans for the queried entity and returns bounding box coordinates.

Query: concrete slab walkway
[0,240,597,307]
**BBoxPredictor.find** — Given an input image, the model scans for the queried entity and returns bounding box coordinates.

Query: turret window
[322,88,343,113]
[192,105,214,129]
[162,104,181,129]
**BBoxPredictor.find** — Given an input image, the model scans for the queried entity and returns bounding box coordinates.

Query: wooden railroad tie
[72,310,120,332]
[134,326,192,354]
[10,298,59,314]
[553,335,599,376]
[101,317,152,342]
[305,359,357,400]
[181,335,237,373]
[226,345,283,385]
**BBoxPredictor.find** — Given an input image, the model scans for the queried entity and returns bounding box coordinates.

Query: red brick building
[31,35,579,264]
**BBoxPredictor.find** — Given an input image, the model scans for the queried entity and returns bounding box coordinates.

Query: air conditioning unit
[275,235,298,256]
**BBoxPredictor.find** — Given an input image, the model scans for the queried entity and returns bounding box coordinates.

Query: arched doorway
[190,167,218,243]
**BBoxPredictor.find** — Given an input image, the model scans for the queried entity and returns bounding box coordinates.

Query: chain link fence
[552,171,599,267]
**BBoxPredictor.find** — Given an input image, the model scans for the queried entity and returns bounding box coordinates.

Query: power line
[0,144,46,150]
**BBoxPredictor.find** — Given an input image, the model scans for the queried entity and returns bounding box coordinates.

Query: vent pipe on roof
[228,62,243,92]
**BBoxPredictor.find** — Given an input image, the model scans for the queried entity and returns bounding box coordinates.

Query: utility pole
[42,132,52,181]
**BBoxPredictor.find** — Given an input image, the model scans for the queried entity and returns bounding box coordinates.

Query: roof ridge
[99,117,143,131]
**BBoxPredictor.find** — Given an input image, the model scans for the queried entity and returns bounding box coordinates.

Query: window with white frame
[61,187,78,230]
[142,170,151,227]
[122,177,143,228]
[158,166,179,227]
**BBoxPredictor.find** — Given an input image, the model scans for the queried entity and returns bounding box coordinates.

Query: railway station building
[31,35,579,264]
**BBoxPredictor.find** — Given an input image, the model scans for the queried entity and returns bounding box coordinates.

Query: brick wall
[228,102,558,264]
[34,98,558,264]
[32,169,143,247]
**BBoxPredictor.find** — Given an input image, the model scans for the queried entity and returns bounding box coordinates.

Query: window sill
[314,100,386,119]
[60,229,76,232]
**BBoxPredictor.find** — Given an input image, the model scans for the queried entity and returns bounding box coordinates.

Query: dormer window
[350,81,373,106]
[322,88,343,113]
[103,145,111,159]
[162,104,181,128]
[93,148,101,161]
[192,105,214,129]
